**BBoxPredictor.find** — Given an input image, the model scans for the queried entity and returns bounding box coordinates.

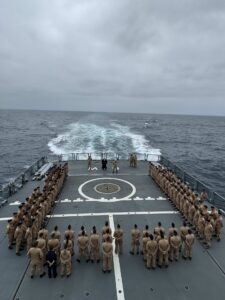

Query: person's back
[60,247,71,277]
[130,225,140,255]
[90,233,100,247]
[183,229,195,259]
[46,248,57,278]
[146,235,158,269]
[28,242,45,278]
[28,247,42,263]
[114,225,123,254]
[102,237,113,273]
[170,231,181,261]
[78,235,89,249]
[77,231,90,262]
[158,238,169,252]
[215,213,223,241]
[64,226,75,242]
[158,233,170,267]
[90,227,100,263]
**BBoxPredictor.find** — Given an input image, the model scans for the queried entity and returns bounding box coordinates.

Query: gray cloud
[0,0,225,115]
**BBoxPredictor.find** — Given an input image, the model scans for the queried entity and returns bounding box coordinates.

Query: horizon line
[0,107,225,117]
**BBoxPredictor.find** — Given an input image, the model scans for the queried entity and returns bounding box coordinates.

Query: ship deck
[0,160,225,300]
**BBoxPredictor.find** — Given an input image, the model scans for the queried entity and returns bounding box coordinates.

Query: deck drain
[185,286,189,291]
[150,288,154,292]
[85,292,90,296]
[60,294,64,298]
[118,290,122,293]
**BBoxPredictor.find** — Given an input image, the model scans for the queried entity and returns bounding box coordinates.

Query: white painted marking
[78,177,136,200]
[85,198,132,203]
[109,214,125,300]
[58,196,167,203]
[9,201,21,206]
[157,197,167,201]
[44,211,179,218]
[145,197,155,200]
[61,199,71,203]
[0,211,179,222]
[73,199,84,202]
[0,217,11,221]
[73,173,148,176]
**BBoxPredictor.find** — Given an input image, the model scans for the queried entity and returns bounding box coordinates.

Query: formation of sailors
[150,164,223,248]
[6,164,68,256]
[130,222,195,269]
[5,159,223,279]
[24,220,197,278]
[24,221,121,278]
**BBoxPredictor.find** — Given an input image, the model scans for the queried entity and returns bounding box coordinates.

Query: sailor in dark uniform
[46,246,57,278]
[102,159,107,170]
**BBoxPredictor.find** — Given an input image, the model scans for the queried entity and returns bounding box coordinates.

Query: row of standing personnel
[27,220,196,279]
[6,163,68,255]
[150,164,223,248]
[87,154,138,172]
[130,222,195,269]
[26,222,121,277]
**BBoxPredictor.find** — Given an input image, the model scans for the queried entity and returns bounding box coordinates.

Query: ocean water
[0,110,225,197]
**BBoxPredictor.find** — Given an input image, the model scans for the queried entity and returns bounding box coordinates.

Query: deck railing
[0,151,160,202]
[0,157,46,201]
[160,156,225,210]
[1,153,224,212]
[47,151,161,162]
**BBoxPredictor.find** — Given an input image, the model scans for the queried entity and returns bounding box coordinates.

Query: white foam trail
[48,122,160,159]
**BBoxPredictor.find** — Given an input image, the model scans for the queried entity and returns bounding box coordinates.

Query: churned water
[0,109,224,197]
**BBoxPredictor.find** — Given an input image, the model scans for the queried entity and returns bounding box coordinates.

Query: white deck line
[0,211,179,222]
[71,173,148,176]
[0,217,11,221]
[109,214,125,300]
[46,211,179,218]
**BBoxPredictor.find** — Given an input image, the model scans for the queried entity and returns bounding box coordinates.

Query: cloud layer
[0,0,225,114]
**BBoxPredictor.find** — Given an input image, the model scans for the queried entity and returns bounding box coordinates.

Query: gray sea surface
[0,109,224,197]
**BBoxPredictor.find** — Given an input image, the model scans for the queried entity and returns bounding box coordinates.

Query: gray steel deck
[0,160,225,300]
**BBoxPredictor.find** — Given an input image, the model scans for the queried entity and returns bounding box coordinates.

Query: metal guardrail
[0,157,46,201]
[48,151,161,162]
[160,156,225,210]
[0,152,160,203]
[1,153,224,211]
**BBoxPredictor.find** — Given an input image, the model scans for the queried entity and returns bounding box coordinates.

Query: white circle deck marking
[78,177,136,200]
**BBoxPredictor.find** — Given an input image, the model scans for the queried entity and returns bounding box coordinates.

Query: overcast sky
[0,0,225,115]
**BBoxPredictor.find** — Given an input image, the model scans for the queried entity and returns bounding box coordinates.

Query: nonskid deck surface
[0,161,225,300]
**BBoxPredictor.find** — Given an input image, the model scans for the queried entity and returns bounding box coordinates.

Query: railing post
[210,191,215,204]
[195,181,198,192]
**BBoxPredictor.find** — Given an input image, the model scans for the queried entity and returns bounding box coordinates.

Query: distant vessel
[0,151,225,300]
